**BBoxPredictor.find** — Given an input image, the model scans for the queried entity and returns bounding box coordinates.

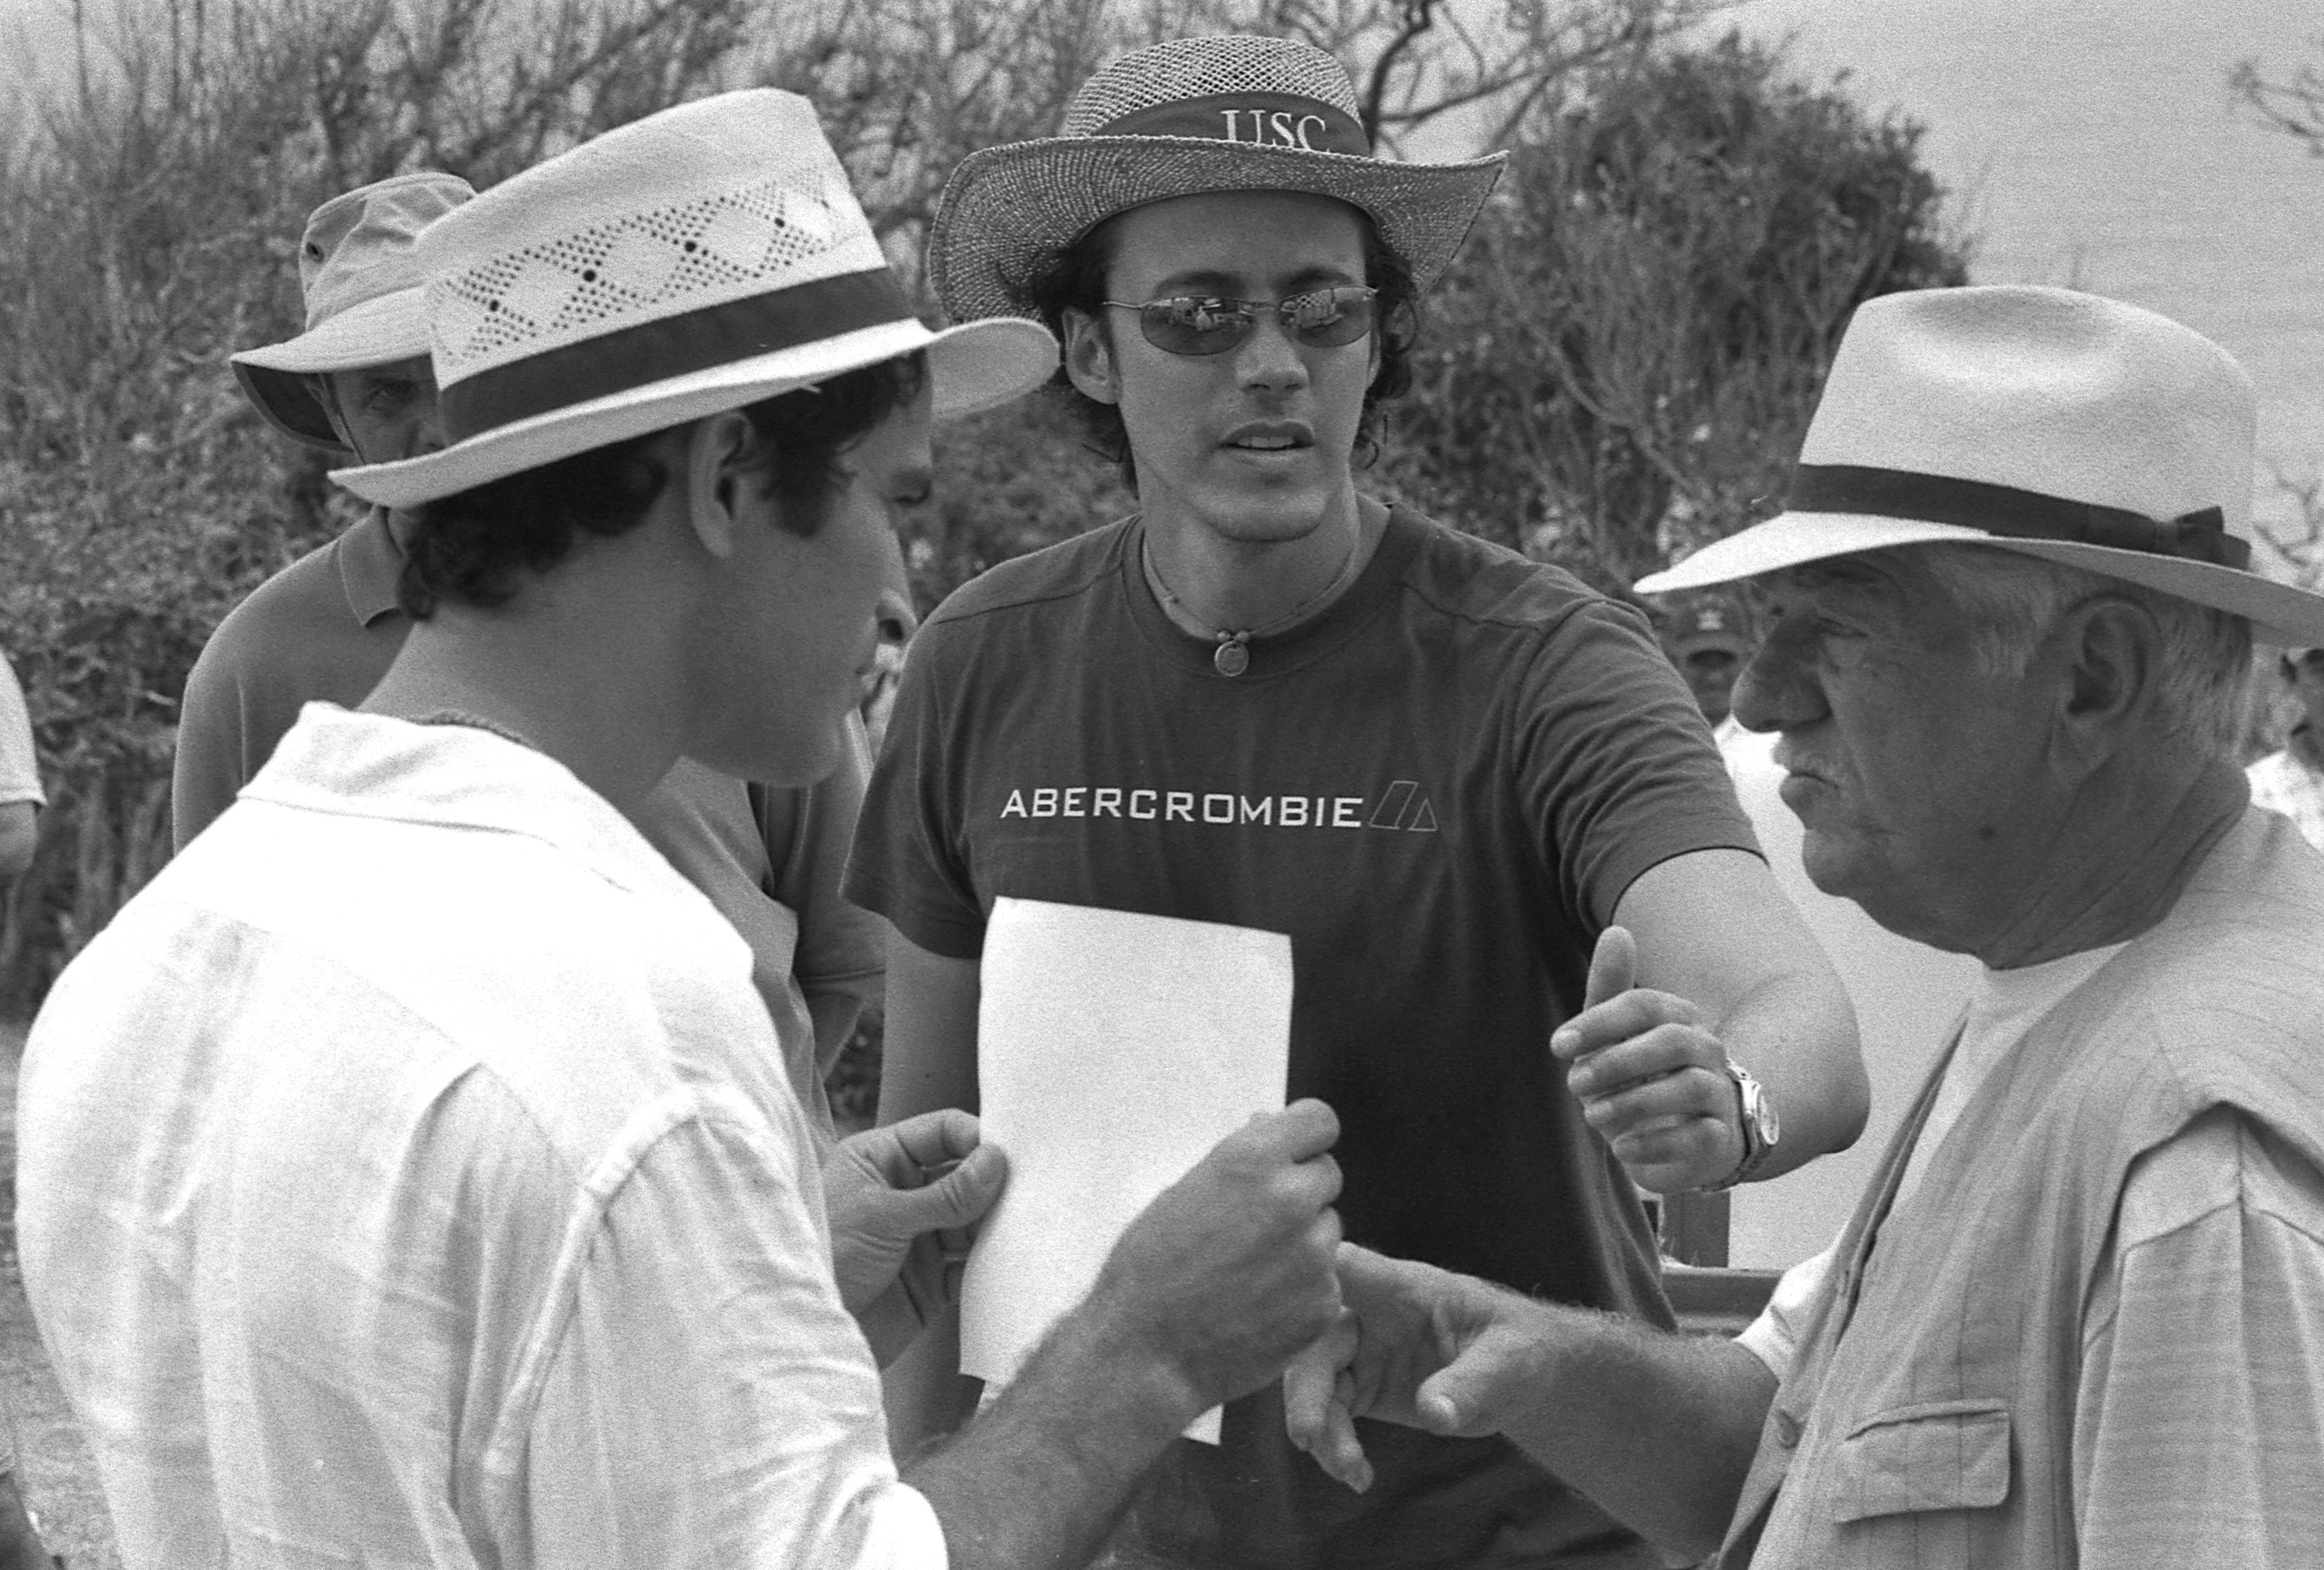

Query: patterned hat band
[436,267,910,443]
[1096,92,1371,156]
[1787,464,2250,570]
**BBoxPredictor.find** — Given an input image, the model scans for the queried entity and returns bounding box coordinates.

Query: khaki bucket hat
[232,172,473,450]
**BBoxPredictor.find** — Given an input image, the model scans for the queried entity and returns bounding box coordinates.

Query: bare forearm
[1500,1306,1775,1561]
[907,1314,1194,1570]
[1713,968,1867,1175]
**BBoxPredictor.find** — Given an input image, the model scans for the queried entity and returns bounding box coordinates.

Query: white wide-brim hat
[1637,285,2324,648]
[334,90,1057,510]
[927,34,1506,324]
[232,172,476,449]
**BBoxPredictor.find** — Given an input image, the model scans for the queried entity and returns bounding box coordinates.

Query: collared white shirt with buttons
[17,704,945,1569]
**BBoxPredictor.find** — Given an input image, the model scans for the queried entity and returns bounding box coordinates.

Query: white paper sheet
[961,897,1293,1445]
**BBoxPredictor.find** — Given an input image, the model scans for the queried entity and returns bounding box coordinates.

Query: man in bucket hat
[20,90,1349,1569]
[188,170,894,1142]
[852,33,1868,1567]
[1287,286,2324,1567]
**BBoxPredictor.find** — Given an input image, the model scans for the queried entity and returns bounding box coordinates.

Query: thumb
[891,1141,1008,1233]
[1583,925,1637,1012]
[1412,1326,1530,1438]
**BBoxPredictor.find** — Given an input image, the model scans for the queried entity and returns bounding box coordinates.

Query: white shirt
[16,705,944,1570]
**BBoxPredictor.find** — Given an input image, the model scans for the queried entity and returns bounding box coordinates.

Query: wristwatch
[1706,1058,1781,1192]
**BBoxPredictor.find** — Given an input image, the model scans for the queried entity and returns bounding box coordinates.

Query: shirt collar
[338,507,408,628]
[242,704,709,913]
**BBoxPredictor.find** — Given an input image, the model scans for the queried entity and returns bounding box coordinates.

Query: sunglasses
[1102,286,1379,357]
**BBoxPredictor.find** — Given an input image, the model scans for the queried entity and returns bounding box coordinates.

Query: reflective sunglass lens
[1142,299,1252,354]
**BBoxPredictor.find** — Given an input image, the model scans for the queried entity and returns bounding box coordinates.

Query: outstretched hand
[1284,1244,1556,1494]
[1550,927,1744,1193]
[822,1109,1008,1317]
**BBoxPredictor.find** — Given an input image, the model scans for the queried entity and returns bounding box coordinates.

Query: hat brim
[1635,511,2324,649]
[232,288,435,450]
[928,135,1506,323]
[330,314,1057,509]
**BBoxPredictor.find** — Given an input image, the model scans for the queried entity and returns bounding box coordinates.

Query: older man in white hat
[1286,285,2324,1568]
[21,90,1348,1570]
[190,171,897,1141]
[853,32,1867,1568]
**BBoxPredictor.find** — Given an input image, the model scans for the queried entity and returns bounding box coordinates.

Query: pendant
[1214,636,1251,677]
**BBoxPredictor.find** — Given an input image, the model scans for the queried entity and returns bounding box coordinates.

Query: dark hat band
[1096,92,1370,156]
[439,267,915,443]
[1788,463,2249,571]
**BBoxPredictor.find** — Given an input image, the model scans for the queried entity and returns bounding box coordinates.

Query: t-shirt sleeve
[171,625,256,850]
[764,713,888,1005]
[2073,1105,2324,1568]
[0,652,42,809]
[516,1104,947,1569]
[1510,599,1760,932]
[845,628,987,960]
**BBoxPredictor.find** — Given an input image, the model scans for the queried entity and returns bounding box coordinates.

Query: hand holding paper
[963,897,1310,1442]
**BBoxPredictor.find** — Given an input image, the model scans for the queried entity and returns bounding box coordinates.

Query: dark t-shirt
[849,505,1758,1568]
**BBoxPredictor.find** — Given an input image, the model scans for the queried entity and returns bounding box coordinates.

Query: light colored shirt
[2248,733,2324,851]
[18,704,943,1570]
[0,650,42,807]
[1738,939,2324,1565]
[169,507,888,1134]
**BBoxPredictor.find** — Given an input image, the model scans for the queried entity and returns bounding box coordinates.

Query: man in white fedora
[20,90,1349,1570]
[188,169,893,1141]
[852,32,1868,1568]
[1286,285,2324,1568]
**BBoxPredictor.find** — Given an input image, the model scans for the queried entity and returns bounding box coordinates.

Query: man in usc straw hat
[853,32,1868,1567]
[191,173,899,1148]
[1286,285,2324,1567]
[19,89,1349,1570]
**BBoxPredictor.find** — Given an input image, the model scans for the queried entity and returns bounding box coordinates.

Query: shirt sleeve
[761,713,888,1009]
[516,1103,947,1569]
[845,624,987,960]
[1735,1241,1838,1379]
[2073,1105,2324,1568]
[1509,600,1761,932]
[0,652,45,809]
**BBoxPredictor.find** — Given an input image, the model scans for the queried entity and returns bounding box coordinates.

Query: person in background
[0,649,40,894]
[183,169,887,1138]
[20,90,1346,1570]
[1289,286,2324,1570]
[2247,646,2324,847]
[1658,591,1756,736]
[855,34,1866,1566]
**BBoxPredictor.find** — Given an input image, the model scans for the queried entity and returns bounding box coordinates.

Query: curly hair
[398,352,926,618]
[1018,203,1418,487]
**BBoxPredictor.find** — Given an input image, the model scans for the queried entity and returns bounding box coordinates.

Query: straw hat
[334,90,1057,510]
[927,34,1506,324]
[232,172,473,449]
[1636,286,2324,648]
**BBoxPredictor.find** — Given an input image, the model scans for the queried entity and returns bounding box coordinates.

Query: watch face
[1755,1087,1780,1145]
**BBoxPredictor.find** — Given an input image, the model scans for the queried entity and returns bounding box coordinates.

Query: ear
[1061,307,1121,406]
[683,410,757,559]
[2058,596,2158,754]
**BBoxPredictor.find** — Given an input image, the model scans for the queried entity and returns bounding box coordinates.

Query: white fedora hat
[927,34,1506,324]
[334,90,1058,510]
[1637,285,2324,648]
[231,171,473,449]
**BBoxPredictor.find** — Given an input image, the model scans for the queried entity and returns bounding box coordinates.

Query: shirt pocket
[1827,1397,2012,1524]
